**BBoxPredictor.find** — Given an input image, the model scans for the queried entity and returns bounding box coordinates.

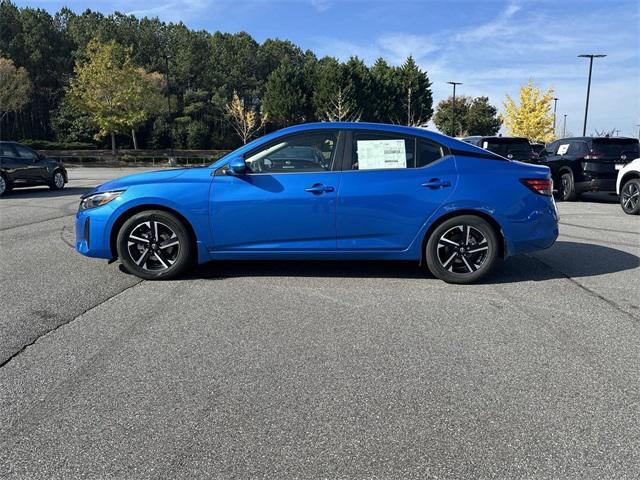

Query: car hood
[91,168,190,194]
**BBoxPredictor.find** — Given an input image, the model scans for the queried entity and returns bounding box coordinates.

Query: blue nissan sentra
[76,122,558,284]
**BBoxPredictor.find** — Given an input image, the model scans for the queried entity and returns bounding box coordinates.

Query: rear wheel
[425,215,499,284]
[116,210,194,280]
[557,171,577,201]
[620,178,640,215]
[49,170,65,190]
[0,174,7,196]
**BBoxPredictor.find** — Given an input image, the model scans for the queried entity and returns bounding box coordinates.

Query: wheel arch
[420,209,506,263]
[109,204,198,259]
[620,171,640,187]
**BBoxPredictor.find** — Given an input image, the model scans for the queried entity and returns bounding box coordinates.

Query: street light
[578,54,606,136]
[563,114,567,138]
[446,81,463,137]
[552,97,558,137]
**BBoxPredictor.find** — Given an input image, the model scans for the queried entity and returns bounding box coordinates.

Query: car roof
[557,137,638,141]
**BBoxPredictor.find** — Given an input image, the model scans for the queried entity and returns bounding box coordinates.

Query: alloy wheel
[54,172,65,188]
[622,181,640,212]
[127,220,180,271]
[0,176,5,195]
[436,225,490,274]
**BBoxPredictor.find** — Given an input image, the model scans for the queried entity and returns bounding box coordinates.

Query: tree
[433,95,472,136]
[0,57,32,139]
[433,95,501,136]
[68,39,148,154]
[370,58,403,123]
[262,58,309,127]
[399,56,433,126]
[502,80,555,142]
[467,96,502,136]
[129,68,166,149]
[226,90,266,144]
[323,85,360,122]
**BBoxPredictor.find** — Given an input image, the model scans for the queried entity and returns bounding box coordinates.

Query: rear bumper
[575,178,616,193]
[504,197,559,257]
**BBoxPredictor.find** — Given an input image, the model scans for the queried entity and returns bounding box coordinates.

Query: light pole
[578,54,606,136]
[446,81,463,137]
[552,97,558,137]
[164,53,176,166]
[563,114,567,138]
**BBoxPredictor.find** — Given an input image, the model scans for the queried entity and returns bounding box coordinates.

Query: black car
[0,142,67,196]
[538,137,640,201]
[461,136,536,163]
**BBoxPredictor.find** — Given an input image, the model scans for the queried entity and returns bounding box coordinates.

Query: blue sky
[16,0,640,136]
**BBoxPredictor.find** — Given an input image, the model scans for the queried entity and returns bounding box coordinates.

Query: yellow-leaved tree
[226,91,267,144]
[502,80,555,143]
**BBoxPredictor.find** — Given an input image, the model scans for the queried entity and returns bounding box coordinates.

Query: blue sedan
[75,122,558,284]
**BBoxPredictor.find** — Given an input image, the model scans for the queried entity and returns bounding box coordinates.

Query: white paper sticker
[356,139,406,170]
[557,144,570,155]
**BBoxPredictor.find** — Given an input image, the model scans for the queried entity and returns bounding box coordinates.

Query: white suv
[616,158,640,215]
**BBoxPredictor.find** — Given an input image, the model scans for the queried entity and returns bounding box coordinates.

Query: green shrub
[18,139,97,150]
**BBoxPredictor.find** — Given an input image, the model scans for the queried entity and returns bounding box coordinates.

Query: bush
[18,139,97,150]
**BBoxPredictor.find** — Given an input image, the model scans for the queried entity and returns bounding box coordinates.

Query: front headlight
[79,190,124,210]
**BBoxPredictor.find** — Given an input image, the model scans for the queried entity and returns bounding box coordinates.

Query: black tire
[425,215,499,284]
[620,178,640,215]
[557,171,577,201]
[116,210,194,280]
[0,174,7,196]
[49,170,65,190]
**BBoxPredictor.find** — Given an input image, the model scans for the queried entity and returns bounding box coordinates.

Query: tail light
[583,152,603,160]
[521,178,553,196]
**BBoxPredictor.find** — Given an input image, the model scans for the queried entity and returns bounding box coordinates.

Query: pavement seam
[558,221,638,235]
[528,254,639,322]
[0,213,76,232]
[0,279,144,369]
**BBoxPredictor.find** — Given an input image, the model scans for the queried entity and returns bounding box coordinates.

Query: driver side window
[14,145,39,161]
[244,132,337,173]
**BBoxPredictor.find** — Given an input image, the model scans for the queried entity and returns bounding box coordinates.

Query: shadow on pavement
[1,187,91,199]
[189,241,638,283]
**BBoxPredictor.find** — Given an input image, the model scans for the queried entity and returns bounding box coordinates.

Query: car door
[0,143,30,184]
[13,144,48,183]
[336,130,457,250]
[210,130,342,251]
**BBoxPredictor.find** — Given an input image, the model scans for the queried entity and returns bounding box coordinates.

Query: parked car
[0,141,67,196]
[530,143,546,156]
[75,122,558,284]
[538,136,640,201]
[616,157,640,215]
[461,136,536,163]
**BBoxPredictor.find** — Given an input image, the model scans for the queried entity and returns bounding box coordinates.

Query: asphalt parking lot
[1,167,638,479]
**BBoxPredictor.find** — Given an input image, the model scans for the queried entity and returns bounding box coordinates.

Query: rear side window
[0,144,18,157]
[14,144,39,160]
[590,139,639,156]
[568,141,588,155]
[417,139,446,167]
[482,138,531,157]
[351,133,415,170]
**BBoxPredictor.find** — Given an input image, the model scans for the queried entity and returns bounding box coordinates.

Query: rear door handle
[421,178,451,189]
[305,183,334,194]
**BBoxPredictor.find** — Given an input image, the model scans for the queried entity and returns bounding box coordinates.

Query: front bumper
[75,207,113,259]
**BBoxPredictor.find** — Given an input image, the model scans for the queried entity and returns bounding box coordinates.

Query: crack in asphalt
[528,254,639,322]
[0,279,144,370]
[0,213,77,232]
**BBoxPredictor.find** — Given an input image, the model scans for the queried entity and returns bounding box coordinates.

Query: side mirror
[227,156,247,175]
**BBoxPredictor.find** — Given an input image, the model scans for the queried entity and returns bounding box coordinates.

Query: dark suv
[0,141,68,196]
[538,137,640,201]
[462,136,536,163]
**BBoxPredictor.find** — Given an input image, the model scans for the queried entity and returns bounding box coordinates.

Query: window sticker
[557,144,570,155]
[356,139,406,170]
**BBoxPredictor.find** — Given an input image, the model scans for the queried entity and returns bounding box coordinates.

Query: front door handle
[421,178,451,189]
[305,183,334,194]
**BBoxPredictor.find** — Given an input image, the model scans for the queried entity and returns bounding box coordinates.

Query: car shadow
[185,241,638,283]
[1,187,91,199]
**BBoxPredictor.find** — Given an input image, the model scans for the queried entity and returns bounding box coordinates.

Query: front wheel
[116,210,194,280]
[0,174,8,196]
[425,215,499,284]
[620,178,640,215]
[49,170,65,190]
